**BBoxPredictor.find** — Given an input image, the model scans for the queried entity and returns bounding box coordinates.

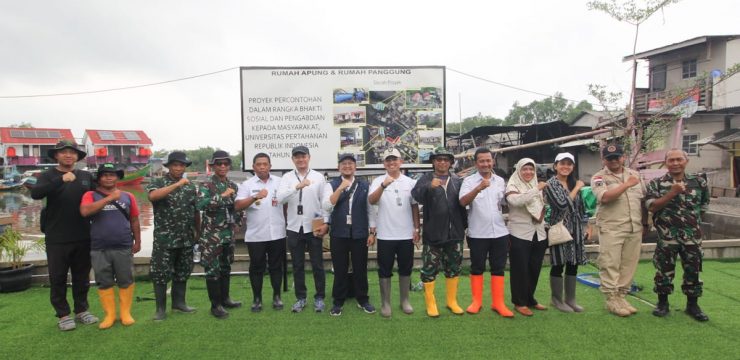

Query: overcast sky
[1,0,738,153]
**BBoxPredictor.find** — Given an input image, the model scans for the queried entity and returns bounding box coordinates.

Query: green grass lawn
[1,260,739,359]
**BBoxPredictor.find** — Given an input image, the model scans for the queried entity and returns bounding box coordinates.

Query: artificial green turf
[1,260,738,359]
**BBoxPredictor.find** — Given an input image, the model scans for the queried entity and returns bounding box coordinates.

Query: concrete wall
[25,239,740,283]
[663,114,739,188]
[713,38,740,110]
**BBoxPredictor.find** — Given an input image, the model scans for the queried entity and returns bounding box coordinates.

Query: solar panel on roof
[98,131,116,140]
[8,129,63,139]
[123,131,141,140]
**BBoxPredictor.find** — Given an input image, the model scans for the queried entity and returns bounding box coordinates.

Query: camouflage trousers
[200,241,235,279]
[653,242,703,297]
[149,244,194,285]
[420,240,463,282]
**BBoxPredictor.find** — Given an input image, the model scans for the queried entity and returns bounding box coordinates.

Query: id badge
[396,197,402,206]
[272,198,278,207]
[297,204,303,215]
[346,214,352,225]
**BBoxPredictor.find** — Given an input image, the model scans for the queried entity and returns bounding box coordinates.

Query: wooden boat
[0,181,23,191]
[117,165,150,186]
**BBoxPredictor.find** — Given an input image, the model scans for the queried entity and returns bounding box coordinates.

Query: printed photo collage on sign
[332,87,443,166]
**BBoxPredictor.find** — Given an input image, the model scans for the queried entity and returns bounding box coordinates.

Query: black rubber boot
[206,278,229,319]
[652,294,670,317]
[685,296,709,322]
[171,281,196,313]
[152,283,168,321]
[220,273,242,309]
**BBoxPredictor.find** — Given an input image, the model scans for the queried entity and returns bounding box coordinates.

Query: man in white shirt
[368,148,420,318]
[459,147,513,317]
[277,146,329,313]
[235,153,287,312]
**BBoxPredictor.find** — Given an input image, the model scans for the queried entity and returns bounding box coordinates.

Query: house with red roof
[82,129,153,167]
[0,127,75,166]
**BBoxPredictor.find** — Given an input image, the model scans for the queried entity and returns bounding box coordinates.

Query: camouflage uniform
[147,175,199,285]
[646,173,709,297]
[420,241,464,282]
[196,175,243,279]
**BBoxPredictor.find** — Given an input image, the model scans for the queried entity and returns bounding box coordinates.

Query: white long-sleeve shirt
[276,169,328,233]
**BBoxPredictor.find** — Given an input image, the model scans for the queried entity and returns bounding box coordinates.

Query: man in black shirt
[31,140,98,331]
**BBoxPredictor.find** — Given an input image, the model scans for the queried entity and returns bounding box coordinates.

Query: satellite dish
[710,69,723,78]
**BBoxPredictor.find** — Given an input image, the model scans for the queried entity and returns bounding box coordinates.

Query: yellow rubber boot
[445,277,464,315]
[466,274,483,314]
[119,284,136,326]
[423,281,439,318]
[97,288,117,329]
[491,276,514,318]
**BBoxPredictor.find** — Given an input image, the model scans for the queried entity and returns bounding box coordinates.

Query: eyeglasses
[213,161,230,167]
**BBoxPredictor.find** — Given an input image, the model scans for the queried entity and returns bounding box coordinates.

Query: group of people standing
[31,138,711,331]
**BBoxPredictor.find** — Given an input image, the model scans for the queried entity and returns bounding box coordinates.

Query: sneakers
[314,298,325,313]
[58,315,76,331]
[358,302,377,314]
[75,311,99,325]
[330,305,342,316]
[251,299,263,313]
[291,298,307,313]
[272,295,284,310]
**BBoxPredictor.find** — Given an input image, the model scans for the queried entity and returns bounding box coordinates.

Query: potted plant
[0,227,43,293]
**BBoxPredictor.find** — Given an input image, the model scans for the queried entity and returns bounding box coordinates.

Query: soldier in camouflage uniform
[196,150,245,319]
[147,151,199,321]
[646,149,710,322]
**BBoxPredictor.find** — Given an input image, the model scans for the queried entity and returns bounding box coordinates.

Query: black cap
[209,150,231,165]
[96,163,124,181]
[291,145,310,156]
[47,139,87,160]
[164,151,192,167]
[338,153,356,163]
[602,144,623,159]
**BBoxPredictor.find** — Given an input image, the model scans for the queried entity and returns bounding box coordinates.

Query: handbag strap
[95,190,130,221]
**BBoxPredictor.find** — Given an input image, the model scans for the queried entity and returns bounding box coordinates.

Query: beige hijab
[506,158,545,220]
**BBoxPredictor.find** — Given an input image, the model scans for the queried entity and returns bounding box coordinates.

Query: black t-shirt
[31,168,95,245]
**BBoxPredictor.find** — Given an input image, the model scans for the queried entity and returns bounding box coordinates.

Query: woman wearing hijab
[543,152,588,313]
[506,158,549,316]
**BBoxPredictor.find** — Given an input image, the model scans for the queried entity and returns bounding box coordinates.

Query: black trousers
[246,238,285,300]
[468,236,509,276]
[287,229,325,300]
[330,236,369,306]
[376,239,414,278]
[509,234,548,307]
[45,242,92,318]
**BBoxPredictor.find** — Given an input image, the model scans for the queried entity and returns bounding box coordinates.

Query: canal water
[0,185,155,259]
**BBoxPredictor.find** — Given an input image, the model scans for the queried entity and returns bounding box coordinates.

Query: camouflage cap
[430,146,455,161]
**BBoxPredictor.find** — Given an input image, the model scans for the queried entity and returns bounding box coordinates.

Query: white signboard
[240,66,446,171]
